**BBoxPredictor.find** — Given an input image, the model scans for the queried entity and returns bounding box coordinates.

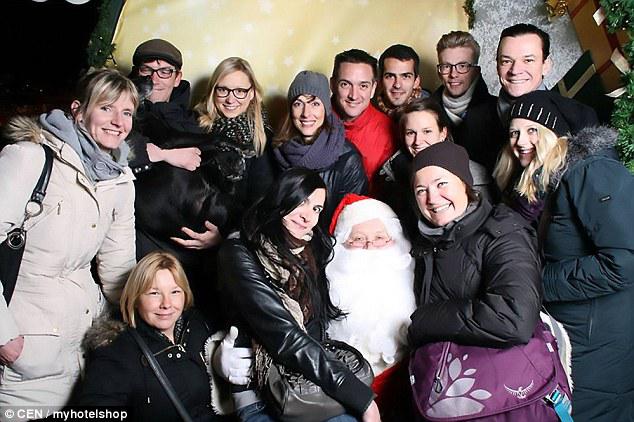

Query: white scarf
[442,79,478,125]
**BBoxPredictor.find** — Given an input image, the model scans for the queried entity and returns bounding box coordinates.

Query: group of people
[0,19,632,422]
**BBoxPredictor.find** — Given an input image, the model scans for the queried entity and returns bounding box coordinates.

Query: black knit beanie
[411,141,473,187]
[509,91,571,137]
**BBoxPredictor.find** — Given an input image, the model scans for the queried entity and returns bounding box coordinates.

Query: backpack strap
[544,389,574,422]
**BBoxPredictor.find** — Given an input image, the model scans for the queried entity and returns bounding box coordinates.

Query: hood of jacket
[3,115,48,145]
[82,317,127,352]
[551,125,619,188]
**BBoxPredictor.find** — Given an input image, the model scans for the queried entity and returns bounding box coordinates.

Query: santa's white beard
[326,242,416,375]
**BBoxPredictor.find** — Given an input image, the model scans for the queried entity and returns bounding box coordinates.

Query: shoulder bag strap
[31,144,54,205]
[128,328,194,422]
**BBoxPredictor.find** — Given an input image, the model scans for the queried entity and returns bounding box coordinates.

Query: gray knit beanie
[287,71,332,115]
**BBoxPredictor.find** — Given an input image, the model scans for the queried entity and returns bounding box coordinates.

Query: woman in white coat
[0,68,138,411]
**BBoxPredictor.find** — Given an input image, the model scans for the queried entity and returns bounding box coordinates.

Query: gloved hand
[213,326,254,385]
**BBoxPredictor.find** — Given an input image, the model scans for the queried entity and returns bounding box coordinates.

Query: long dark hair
[242,168,343,321]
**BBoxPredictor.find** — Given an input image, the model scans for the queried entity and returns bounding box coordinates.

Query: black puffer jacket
[408,200,542,348]
[217,238,374,417]
[78,310,218,422]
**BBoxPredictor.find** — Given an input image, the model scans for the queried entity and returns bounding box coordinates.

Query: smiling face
[344,218,394,250]
[73,93,135,151]
[137,268,185,342]
[282,188,326,240]
[291,95,326,142]
[381,58,420,107]
[437,46,478,98]
[497,34,552,98]
[331,62,377,121]
[213,70,255,118]
[403,110,448,157]
[139,59,182,103]
[509,118,541,167]
[414,166,469,227]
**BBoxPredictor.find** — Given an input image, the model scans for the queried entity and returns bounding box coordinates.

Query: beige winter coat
[0,115,136,407]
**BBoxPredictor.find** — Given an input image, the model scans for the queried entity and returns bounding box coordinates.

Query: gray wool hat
[287,71,332,115]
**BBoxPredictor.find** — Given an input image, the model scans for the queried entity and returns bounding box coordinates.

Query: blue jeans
[237,401,358,422]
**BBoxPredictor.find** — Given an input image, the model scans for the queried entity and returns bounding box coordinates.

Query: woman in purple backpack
[407,141,570,421]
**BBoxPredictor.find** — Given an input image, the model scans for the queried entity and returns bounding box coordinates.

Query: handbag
[409,321,573,421]
[264,339,374,422]
[0,144,54,304]
[129,327,194,422]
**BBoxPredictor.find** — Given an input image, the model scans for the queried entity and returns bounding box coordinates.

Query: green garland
[463,0,476,29]
[599,0,634,172]
[86,0,124,69]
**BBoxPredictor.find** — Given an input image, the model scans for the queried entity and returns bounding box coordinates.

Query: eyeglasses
[137,65,178,79]
[345,236,393,249]
[214,86,252,100]
[436,62,475,75]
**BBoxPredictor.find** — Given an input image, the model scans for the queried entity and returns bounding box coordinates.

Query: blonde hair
[120,251,194,328]
[194,57,267,156]
[494,123,568,203]
[74,68,139,122]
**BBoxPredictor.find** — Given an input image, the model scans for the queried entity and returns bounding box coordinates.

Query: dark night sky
[1,0,101,112]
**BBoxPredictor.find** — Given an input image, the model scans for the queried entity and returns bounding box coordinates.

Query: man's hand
[147,143,201,171]
[171,221,222,250]
[0,336,24,365]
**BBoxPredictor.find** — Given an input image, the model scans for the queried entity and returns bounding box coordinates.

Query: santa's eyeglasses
[344,236,393,249]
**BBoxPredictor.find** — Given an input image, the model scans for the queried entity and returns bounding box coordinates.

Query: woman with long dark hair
[217,168,379,421]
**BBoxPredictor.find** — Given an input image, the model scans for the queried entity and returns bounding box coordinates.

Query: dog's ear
[131,76,153,103]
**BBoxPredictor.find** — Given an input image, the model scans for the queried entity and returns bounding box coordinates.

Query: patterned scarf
[209,113,259,158]
[374,86,424,116]
[253,235,317,389]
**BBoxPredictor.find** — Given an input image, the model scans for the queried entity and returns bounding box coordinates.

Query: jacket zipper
[434,341,451,393]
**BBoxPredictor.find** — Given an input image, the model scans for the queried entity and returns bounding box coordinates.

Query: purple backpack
[409,321,572,421]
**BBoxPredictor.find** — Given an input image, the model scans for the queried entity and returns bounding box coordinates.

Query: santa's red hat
[329,193,398,241]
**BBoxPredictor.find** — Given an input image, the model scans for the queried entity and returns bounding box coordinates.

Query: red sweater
[339,104,396,196]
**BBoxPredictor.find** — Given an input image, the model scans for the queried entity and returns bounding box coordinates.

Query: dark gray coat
[542,126,634,422]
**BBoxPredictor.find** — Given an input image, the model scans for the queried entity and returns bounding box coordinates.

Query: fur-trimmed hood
[82,317,127,352]
[551,125,619,188]
[3,115,49,145]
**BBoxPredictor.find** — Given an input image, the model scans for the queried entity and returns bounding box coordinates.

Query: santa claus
[326,193,416,376]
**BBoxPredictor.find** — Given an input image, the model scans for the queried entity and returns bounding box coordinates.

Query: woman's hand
[170,221,222,249]
[147,143,201,171]
[0,336,24,365]
[362,400,381,422]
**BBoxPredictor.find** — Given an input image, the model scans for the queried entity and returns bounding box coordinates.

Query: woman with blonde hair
[494,96,568,222]
[79,251,224,421]
[495,90,634,421]
[194,57,275,215]
[0,68,137,409]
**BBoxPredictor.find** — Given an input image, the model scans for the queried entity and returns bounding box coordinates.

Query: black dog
[130,77,244,243]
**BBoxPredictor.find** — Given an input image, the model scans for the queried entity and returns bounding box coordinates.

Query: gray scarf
[497,81,547,124]
[39,110,129,182]
[442,79,478,125]
[273,113,345,171]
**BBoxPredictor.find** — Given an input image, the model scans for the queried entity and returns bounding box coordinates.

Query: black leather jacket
[217,238,374,416]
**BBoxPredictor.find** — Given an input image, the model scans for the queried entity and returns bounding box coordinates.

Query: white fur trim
[540,312,573,391]
[204,331,236,415]
[333,199,398,243]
